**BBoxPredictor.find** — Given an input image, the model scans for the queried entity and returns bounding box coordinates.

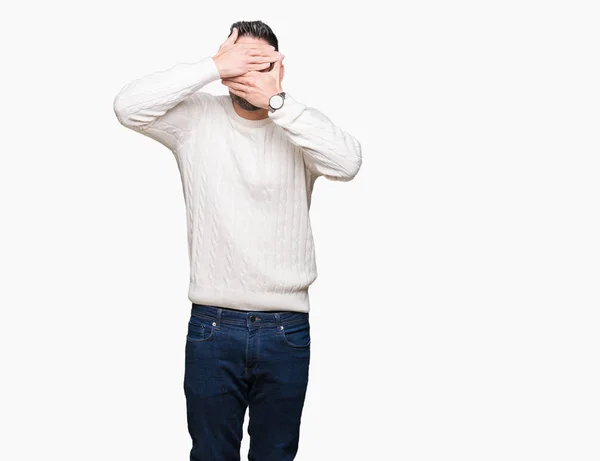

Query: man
[113,20,362,461]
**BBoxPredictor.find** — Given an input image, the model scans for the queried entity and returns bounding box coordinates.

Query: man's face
[228,35,274,111]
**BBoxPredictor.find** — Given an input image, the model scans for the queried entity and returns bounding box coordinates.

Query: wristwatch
[268,92,286,113]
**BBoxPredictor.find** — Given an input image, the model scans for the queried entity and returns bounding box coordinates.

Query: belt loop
[275,312,281,329]
[216,308,222,327]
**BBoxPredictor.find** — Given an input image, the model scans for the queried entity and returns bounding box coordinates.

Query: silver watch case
[269,92,286,113]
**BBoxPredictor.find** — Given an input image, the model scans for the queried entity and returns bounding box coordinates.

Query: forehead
[235,35,271,47]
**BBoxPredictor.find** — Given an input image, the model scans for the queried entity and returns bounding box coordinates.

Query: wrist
[211,55,222,78]
[267,90,286,112]
[261,91,278,110]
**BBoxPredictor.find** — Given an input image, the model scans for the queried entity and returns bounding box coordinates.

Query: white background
[1,1,599,460]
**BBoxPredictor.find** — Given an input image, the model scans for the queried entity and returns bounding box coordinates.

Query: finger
[224,75,251,84]
[221,80,248,92]
[270,54,285,74]
[225,27,238,45]
[247,53,281,64]
[248,62,271,71]
[228,87,246,98]
[239,43,276,51]
[248,47,279,56]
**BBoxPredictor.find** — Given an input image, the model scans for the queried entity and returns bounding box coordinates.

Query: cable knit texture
[113,57,362,312]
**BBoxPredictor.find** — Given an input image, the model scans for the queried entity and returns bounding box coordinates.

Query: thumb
[225,27,238,45]
[270,54,284,75]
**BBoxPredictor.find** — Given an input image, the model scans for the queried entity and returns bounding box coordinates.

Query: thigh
[247,319,311,461]
[183,314,249,461]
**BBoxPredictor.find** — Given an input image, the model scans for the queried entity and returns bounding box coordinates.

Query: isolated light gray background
[1,1,599,460]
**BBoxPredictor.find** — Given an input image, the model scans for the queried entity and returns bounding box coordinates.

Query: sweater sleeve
[267,93,363,182]
[113,57,221,152]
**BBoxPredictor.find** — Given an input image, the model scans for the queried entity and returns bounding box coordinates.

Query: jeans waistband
[191,303,309,328]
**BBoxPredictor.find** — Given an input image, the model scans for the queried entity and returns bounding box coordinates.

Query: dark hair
[229,20,279,51]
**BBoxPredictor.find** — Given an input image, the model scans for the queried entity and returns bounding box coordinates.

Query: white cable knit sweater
[113,56,362,313]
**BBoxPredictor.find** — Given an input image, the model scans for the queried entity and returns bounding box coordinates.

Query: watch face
[270,94,284,109]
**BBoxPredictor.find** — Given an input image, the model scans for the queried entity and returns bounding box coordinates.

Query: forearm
[113,56,221,129]
[268,93,363,181]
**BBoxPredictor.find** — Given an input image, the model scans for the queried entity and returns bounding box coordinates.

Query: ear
[280,62,285,83]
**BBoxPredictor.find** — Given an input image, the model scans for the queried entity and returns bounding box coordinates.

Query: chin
[230,92,262,112]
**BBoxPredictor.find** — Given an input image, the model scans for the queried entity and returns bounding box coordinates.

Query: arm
[112,57,221,152]
[268,93,363,182]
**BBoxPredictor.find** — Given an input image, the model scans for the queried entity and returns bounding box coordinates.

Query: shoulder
[190,92,224,108]
[185,92,228,118]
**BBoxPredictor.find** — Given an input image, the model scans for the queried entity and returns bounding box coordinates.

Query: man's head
[227,20,280,111]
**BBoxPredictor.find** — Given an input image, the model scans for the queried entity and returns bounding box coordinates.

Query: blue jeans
[183,303,311,461]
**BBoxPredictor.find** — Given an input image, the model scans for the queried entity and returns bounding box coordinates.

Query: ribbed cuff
[195,56,221,85]
[268,93,306,126]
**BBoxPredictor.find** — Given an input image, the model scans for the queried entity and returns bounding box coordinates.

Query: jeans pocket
[280,321,311,348]
[187,315,215,342]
